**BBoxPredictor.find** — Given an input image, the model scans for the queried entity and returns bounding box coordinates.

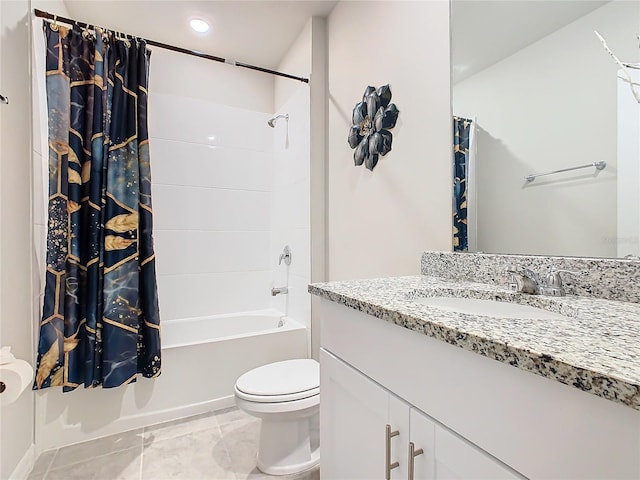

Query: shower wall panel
[149,93,274,321]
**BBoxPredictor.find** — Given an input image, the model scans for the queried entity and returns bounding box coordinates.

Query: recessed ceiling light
[189,18,210,34]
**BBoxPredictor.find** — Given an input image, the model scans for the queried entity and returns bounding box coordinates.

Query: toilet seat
[235,359,319,403]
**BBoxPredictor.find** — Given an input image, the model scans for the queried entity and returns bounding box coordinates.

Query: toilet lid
[235,359,319,398]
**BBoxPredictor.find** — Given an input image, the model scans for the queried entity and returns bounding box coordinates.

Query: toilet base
[255,412,320,476]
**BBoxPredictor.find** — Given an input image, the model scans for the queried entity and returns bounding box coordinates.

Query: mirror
[451,0,640,258]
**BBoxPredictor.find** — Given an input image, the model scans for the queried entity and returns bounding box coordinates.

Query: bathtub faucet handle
[278,245,292,266]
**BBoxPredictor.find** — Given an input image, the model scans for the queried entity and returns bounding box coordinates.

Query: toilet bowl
[234,359,320,476]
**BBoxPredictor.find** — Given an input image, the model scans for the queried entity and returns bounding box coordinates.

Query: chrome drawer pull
[385,424,400,479]
[408,441,424,480]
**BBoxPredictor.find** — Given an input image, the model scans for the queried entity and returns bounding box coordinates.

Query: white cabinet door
[409,408,521,480]
[434,424,520,479]
[409,407,436,480]
[321,348,521,480]
[320,348,410,480]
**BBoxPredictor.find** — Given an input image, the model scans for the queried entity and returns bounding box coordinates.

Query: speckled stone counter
[309,275,640,411]
[421,251,640,303]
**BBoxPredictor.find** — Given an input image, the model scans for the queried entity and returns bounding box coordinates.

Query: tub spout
[271,286,288,296]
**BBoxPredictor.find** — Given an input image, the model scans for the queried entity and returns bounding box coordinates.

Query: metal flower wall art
[348,84,399,171]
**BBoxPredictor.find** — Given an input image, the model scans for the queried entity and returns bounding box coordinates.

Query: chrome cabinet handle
[408,442,424,480]
[385,424,400,480]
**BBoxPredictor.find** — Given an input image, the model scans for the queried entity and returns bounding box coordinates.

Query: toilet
[234,358,320,475]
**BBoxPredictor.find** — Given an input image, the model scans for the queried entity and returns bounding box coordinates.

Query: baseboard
[37,395,236,451]
[9,443,35,480]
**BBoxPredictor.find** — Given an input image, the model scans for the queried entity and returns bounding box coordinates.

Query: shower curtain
[453,116,472,252]
[34,21,161,391]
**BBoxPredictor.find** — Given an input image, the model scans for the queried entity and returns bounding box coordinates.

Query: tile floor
[27,407,320,480]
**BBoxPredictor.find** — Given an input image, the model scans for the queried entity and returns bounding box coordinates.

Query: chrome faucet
[271,286,288,296]
[278,245,292,266]
[505,265,578,297]
[505,266,541,294]
[539,268,578,297]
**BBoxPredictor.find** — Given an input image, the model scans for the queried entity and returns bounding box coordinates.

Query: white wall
[1,1,36,477]
[327,0,452,280]
[453,1,638,258]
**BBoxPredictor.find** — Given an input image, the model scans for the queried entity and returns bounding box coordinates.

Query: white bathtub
[163,309,301,349]
[158,309,308,410]
[35,309,308,450]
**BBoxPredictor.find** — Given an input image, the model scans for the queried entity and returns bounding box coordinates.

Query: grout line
[152,183,270,193]
[40,449,58,480]
[46,433,145,472]
[138,430,144,480]
[156,270,272,278]
[148,136,272,154]
[153,228,271,235]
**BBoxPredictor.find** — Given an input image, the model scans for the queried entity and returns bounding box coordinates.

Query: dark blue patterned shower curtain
[34,21,161,391]
[453,116,472,252]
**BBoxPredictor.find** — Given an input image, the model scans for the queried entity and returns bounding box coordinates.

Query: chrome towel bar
[525,160,606,183]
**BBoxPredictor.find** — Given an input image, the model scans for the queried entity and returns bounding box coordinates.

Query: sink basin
[412,296,570,320]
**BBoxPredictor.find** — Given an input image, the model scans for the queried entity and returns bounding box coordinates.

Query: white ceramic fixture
[412,296,571,320]
[234,359,320,475]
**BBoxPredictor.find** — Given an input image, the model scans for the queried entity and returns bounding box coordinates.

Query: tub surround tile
[421,251,640,303]
[309,275,640,411]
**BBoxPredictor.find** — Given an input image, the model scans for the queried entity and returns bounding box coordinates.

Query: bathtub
[158,309,308,411]
[34,308,308,451]
[162,309,301,349]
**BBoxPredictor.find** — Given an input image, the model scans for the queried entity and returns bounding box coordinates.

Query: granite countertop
[309,275,640,411]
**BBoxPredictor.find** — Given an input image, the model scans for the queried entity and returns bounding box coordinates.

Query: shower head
[267,113,289,128]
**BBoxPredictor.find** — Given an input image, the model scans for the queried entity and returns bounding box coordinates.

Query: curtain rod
[33,9,309,84]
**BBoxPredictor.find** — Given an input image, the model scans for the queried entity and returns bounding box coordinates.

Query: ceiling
[61,0,338,69]
[451,0,609,83]
[56,1,611,83]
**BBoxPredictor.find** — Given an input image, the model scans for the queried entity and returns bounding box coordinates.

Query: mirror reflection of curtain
[453,116,473,251]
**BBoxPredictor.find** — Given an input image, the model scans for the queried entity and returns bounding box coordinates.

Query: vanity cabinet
[319,299,640,479]
[321,348,521,479]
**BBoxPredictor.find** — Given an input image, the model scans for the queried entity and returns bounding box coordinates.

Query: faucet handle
[505,265,521,292]
[542,267,579,296]
[547,267,579,284]
[504,265,539,294]
[278,245,292,266]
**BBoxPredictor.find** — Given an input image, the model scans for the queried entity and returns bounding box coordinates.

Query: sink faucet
[505,266,541,294]
[505,265,578,296]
